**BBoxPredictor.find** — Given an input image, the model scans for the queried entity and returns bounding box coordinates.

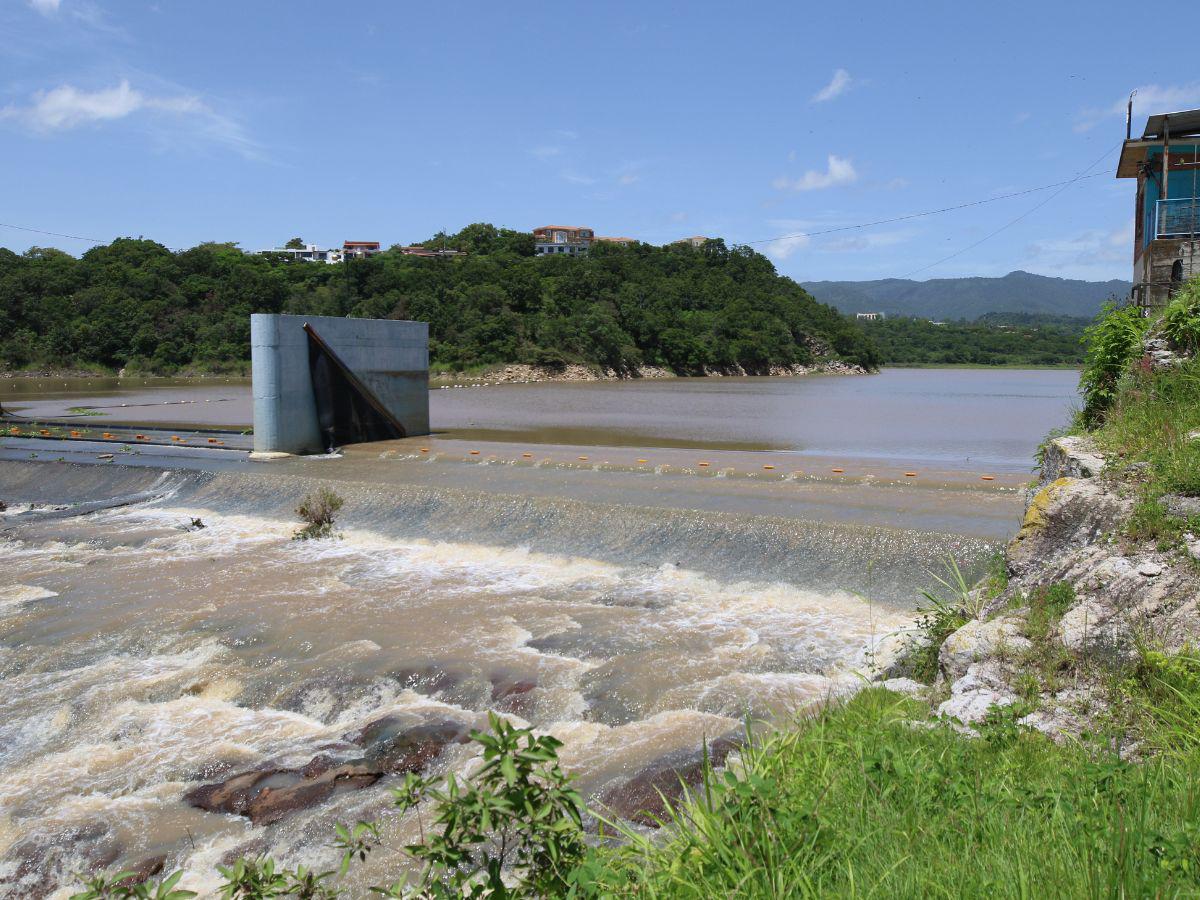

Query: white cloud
[772,155,857,191]
[531,145,562,159]
[561,171,595,185]
[1,79,263,159]
[763,233,811,260]
[1075,82,1200,133]
[618,172,639,185]
[28,0,61,15]
[812,69,852,103]
[1019,225,1132,279]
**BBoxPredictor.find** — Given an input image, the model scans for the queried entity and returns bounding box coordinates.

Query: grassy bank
[587,686,1200,898]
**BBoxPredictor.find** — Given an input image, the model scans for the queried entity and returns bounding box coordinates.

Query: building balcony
[1156,198,1200,239]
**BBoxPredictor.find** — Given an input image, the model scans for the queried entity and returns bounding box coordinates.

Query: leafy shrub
[294,488,344,541]
[1161,278,1200,354]
[1079,301,1150,425]
[901,559,974,683]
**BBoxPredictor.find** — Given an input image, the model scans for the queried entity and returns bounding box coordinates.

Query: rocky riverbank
[873,319,1200,745]
[430,359,867,387]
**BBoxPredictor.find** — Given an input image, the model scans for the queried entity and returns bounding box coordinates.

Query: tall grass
[587,688,1200,898]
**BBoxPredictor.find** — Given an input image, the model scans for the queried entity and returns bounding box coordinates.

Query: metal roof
[1143,108,1200,139]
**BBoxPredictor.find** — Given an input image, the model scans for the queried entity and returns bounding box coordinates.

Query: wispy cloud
[1075,82,1200,133]
[560,170,595,185]
[772,155,857,191]
[764,233,811,260]
[28,0,61,15]
[812,68,852,103]
[531,145,562,159]
[1,79,265,159]
[1019,225,1131,279]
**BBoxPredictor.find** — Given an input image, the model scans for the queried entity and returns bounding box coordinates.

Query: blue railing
[1156,198,1200,238]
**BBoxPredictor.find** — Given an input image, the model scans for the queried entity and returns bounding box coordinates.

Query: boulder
[184,758,383,826]
[1009,478,1131,578]
[936,662,1018,724]
[1040,436,1106,482]
[345,715,472,773]
[939,616,1030,681]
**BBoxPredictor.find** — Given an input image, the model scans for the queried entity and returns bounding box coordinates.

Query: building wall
[1134,239,1200,308]
[251,314,429,454]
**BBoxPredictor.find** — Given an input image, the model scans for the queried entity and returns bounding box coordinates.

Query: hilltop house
[257,243,343,263]
[533,225,593,256]
[1118,106,1200,308]
[342,240,382,259]
[856,312,884,321]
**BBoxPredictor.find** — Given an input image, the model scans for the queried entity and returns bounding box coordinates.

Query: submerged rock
[4,821,121,897]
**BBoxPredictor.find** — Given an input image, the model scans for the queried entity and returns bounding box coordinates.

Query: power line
[0,221,109,244]
[897,144,1121,278]
[744,170,1110,248]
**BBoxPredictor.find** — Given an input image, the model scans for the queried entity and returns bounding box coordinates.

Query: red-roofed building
[533,225,593,257]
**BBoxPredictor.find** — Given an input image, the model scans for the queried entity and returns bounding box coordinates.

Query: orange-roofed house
[533,225,593,257]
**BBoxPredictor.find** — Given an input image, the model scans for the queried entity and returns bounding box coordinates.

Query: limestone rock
[1008,478,1131,578]
[1040,436,1106,482]
[878,677,927,696]
[936,662,1018,724]
[939,616,1030,681]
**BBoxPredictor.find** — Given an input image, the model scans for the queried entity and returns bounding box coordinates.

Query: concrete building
[251,313,429,455]
[398,245,467,258]
[533,225,593,256]
[1117,105,1200,308]
[673,236,712,248]
[343,241,382,259]
[258,244,344,264]
[594,236,638,247]
[856,312,884,321]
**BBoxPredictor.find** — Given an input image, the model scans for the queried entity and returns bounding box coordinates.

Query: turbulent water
[0,461,991,896]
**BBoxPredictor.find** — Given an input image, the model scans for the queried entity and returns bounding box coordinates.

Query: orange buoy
[136,434,147,440]
[171,436,181,442]
[636,458,648,464]
[469,450,481,455]
[905,472,918,478]
[419,447,430,453]
[522,452,533,458]
[39,429,50,436]
[698,461,710,467]
[763,464,775,470]
[981,475,995,481]
[577,456,589,461]
[103,432,114,439]
[832,467,844,474]
[207,437,218,444]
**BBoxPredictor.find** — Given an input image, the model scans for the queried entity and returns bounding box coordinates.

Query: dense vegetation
[862,314,1087,366]
[0,225,880,375]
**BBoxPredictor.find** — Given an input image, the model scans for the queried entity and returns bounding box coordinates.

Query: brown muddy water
[0,369,1078,895]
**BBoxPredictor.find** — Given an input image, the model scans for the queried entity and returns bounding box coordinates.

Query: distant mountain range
[801,271,1131,322]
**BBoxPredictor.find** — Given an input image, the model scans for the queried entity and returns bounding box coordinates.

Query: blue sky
[2,1,1198,282]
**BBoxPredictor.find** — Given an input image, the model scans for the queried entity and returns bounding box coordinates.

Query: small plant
[71,869,195,900]
[900,558,975,683]
[1024,581,1077,645]
[294,488,344,541]
[376,712,587,897]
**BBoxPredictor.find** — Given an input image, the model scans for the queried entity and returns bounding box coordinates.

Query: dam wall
[251,314,429,454]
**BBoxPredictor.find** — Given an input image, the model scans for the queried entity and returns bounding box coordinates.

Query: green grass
[586,687,1200,899]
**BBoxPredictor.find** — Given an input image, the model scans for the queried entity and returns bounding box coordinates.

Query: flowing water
[0,369,1079,895]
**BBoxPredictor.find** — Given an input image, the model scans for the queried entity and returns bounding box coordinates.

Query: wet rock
[115,854,167,887]
[345,715,472,774]
[490,674,538,715]
[5,821,122,897]
[185,759,383,826]
[939,617,1030,682]
[597,737,739,827]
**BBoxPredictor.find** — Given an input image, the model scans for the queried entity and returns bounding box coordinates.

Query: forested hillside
[0,224,880,375]
[860,315,1087,366]
[804,270,1130,321]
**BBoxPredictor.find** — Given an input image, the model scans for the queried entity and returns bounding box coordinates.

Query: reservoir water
[0,368,1079,895]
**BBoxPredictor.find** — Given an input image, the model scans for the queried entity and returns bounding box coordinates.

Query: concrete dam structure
[251,313,429,454]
